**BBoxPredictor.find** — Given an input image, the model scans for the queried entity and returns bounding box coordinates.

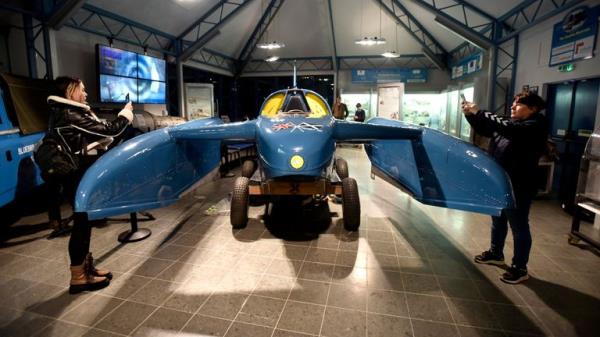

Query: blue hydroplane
[75,83,514,231]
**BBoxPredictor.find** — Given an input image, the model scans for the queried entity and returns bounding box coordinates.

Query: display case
[569,125,600,248]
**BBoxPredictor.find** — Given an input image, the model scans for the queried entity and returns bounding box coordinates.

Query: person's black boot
[500,265,529,284]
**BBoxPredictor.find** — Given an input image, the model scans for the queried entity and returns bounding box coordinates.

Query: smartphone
[125,93,130,102]
[460,93,466,102]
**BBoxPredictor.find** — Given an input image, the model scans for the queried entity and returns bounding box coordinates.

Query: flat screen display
[138,80,166,104]
[99,46,138,78]
[138,54,166,81]
[99,74,138,103]
[97,45,166,104]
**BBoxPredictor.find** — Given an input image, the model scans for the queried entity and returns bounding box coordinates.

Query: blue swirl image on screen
[138,80,166,104]
[138,54,166,81]
[99,46,138,78]
[100,74,138,103]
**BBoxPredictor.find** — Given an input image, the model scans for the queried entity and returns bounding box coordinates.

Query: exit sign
[558,63,575,72]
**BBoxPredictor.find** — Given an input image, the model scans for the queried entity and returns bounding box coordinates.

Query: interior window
[260,93,285,118]
[305,92,329,118]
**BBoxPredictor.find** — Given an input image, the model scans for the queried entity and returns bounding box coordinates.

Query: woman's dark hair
[53,76,81,98]
[515,91,546,112]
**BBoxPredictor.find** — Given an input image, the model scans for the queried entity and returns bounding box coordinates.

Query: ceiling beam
[408,0,495,42]
[377,0,447,56]
[47,0,85,29]
[177,0,253,60]
[326,0,338,73]
[236,0,285,75]
[496,0,584,43]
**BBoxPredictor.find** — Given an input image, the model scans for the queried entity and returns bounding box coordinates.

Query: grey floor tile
[437,277,482,300]
[0,310,54,337]
[132,258,174,278]
[266,259,303,278]
[320,307,366,337]
[327,283,368,311]
[236,295,286,327]
[155,261,195,283]
[456,326,505,337]
[131,307,191,337]
[331,266,368,288]
[7,282,64,311]
[488,303,547,335]
[181,314,231,336]
[276,301,325,335]
[398,257,432,275]
[129,279,176,306]
[253,274,295,299]
[305,247,337,264]
[225,321,273,337]
[29,289,93,318]
[198,292,249,320]
[34,320,89,337]
[366,313,412,337]
[60,294,123,326]
[289,279,330,305]
[367,269,403,292]
[367,254,400,271]
[411,319,458,337]
[405,293,453,323]
[446,298,500,329]
[402,273,442,296]
[82,328,124,337]
[298,262,335,282]
[94,301,156,335]
[367,288,408,317]
[96,274,152,300]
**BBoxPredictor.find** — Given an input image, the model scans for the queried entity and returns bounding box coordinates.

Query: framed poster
[185,83,214,120]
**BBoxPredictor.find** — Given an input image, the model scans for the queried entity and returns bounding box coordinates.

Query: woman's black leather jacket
[47,96,131,156]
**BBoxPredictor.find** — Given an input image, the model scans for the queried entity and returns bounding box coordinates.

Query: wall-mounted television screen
[99,74,138,103]
[97,45,166,104]
[138,80,166,104]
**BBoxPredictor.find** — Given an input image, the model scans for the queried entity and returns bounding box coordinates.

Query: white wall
[515,0,600,94]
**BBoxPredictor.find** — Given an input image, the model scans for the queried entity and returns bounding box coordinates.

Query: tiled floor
[1,147,599,337]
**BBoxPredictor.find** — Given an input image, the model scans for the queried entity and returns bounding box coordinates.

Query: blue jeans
[490,196,533,269]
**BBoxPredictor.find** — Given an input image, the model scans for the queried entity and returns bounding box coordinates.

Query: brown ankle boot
[85,253,113,280]
[69,263,110,294]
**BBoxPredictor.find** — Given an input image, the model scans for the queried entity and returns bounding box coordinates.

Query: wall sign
[549,6,599,67]
[451,53,483,79]
[351,68,427,84]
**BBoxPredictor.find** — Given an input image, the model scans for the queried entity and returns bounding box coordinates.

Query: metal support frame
[376,0,447,56]
[177,0,252,62]
[339,54,436,70]
[64,4,177,55]
[22,14,53,79]
[244,57,333,73]
[47,0,85,30]
[236,0,285,76]
[326,0,338,91]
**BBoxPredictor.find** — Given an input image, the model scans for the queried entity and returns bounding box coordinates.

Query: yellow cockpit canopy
[260,90,330,118]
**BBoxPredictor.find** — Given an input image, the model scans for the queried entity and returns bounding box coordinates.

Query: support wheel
[335,158,349,179]
[341,177,360,231]
[231,177,250,229]
[241,160,256,178]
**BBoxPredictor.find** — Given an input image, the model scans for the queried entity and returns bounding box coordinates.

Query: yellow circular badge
[290,155,304,169]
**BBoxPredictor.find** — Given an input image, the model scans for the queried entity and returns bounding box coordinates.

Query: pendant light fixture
[382,23,400,58]
[257,0,285,50]
[355,0,386,46]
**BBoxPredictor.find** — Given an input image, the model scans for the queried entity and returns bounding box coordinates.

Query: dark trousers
[490,192,534,269]
[43,159,94,266]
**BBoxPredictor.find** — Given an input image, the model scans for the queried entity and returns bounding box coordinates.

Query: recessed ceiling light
[257,41,285,49]
[265,56,279,62]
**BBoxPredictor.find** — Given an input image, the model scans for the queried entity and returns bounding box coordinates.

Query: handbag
[34,134,79,178]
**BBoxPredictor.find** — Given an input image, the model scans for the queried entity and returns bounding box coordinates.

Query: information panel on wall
[351,68,427,84]
[451,53,483,79]
[185,83,214,120]
[549,6,599,67]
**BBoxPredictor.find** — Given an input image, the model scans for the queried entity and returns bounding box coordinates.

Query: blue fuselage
[256,116,335,179]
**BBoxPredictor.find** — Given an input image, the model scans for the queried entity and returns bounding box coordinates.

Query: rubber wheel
[230,177,250,229]
[341,177,360,231]
[241,160,256,178]
[335,158,349,179]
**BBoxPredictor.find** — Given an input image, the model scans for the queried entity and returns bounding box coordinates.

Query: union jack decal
[272,122,323,132]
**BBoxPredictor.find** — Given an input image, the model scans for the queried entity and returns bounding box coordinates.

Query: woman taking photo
[40,76,133,293]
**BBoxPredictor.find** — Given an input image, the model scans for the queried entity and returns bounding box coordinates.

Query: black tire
[241,160,256,178]
[335,158,349,179]
[231,177,250,229]
[341,177,360,231]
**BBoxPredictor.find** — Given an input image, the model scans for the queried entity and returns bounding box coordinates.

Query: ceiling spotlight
[354,37,386,46]
[265,56,279,62]
[382,51,400,58]
[257,41,285,49]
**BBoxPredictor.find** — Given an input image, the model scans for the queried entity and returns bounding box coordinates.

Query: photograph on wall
[185,83,214,120]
